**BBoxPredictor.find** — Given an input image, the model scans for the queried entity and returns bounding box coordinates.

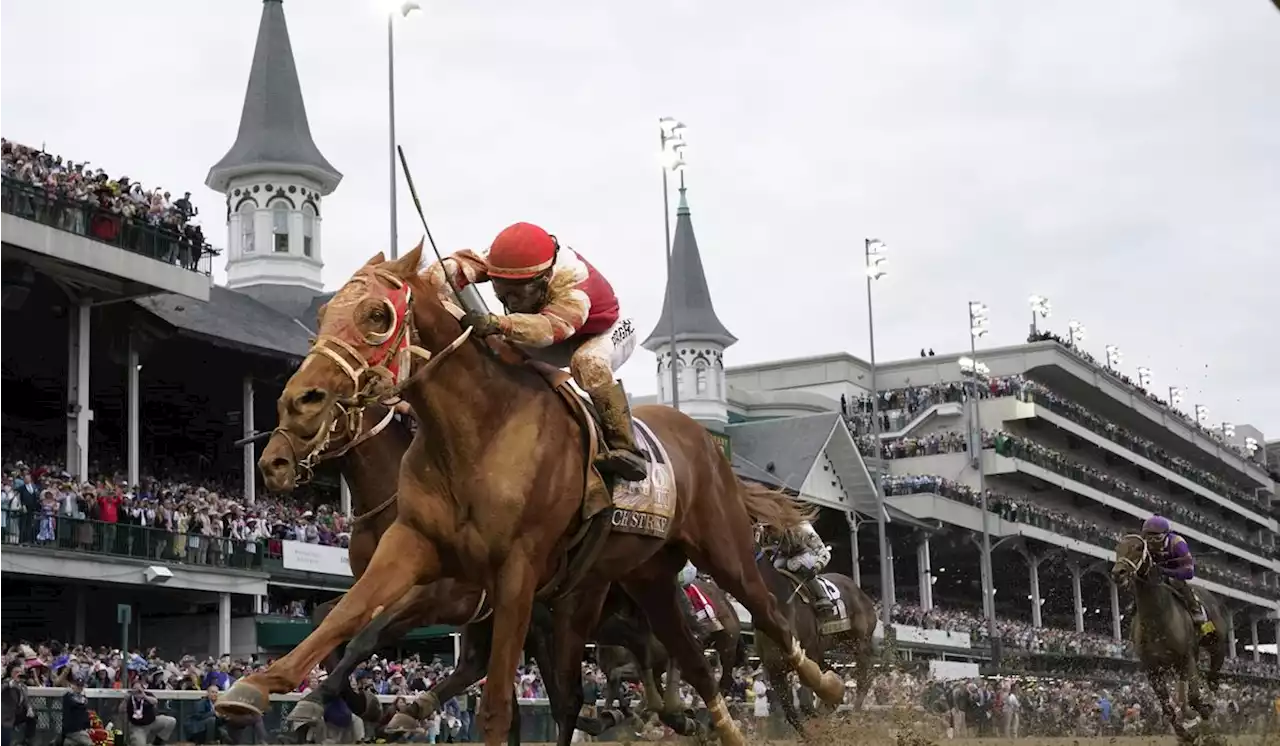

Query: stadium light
[1029,295,1051,336]
[1067,320,1086,347]
[1168,386,1184,409]
[864,236,894,633]
[385,0,421,258]
[1104,345,1122,371]
[657,117,689,412]
[865,238,888,280]
[1245,437,1259,455]
[966,299,997,648]
[1222,422,1236,440]
[1194,404,1209,426]
[969,301,990,339]
[1136,366,1152,389]
[959,356,990,379]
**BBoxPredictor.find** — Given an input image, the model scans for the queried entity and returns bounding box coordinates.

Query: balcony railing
[0,176,216,276]
[1,510,263,571]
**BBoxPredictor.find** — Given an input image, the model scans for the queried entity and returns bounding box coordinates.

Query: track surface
[514,738,1272,745]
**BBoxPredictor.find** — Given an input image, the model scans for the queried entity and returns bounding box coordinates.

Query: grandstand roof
[135,286,317,360]
[206,0,341,194]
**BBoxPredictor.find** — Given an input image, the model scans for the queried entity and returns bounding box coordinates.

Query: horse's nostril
[268,457,291,472]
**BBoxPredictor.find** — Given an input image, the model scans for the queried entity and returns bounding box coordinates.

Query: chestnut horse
[261,404,722,744]
[217,246,843,746]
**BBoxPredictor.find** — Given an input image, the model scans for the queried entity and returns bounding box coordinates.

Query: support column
[847,512,861,587]
[452,632,462,664]
[242,377,256,505]
[74,586,87,644]
[1251,618,1260,662]
[340,476,352,518]
[885,542,897,607]
[1108,577,1121,642]
[127,335,141,488]
[1070,563,1084,633]
[66,300,92,480]
[1027,555,1043,629]
[218,592,232,656]
[916,537,933,612]
[1226,611,1236,660]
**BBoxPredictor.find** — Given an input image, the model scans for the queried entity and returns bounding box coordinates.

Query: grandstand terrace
[725,339,1280,663]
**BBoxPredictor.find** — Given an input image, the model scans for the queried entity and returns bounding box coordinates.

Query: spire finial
[677,184,689,215]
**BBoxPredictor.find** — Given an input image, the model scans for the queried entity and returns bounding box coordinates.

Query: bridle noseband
[1115,533,1155,581]
[272,266,471,483]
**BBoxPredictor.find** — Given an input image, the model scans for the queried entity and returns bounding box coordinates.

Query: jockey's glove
[461,312,503,338]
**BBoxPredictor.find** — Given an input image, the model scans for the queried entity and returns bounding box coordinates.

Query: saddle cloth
[815,576,853,636]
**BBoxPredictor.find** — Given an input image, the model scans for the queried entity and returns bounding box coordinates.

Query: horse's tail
[738,479,816,530]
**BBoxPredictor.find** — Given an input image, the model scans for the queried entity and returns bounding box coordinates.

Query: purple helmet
[1142,515,1171,534]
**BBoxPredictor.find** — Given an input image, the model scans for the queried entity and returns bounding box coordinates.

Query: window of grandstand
[271,201,289,252]
[302,203,315,257]
[238,201,255,253]
[696,361,709,395]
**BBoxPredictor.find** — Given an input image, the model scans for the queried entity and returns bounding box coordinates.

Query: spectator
[121,680,176,746]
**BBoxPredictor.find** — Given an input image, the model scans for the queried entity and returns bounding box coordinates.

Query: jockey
[774,521,834,614]
[1141,515,1214,636]
[425,222,647,482]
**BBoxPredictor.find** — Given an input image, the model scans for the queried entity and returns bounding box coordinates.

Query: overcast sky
[3,0,1277,434]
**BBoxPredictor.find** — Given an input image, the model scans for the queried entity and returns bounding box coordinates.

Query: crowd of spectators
[852,373,1267,514]
[0,138,213,272]
[880,473,1278,600]
[1,452,350,568]
[1027,330,1269,471]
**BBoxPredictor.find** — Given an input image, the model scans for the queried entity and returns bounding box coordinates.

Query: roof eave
[641,329,739,351]
[205,160,342,195]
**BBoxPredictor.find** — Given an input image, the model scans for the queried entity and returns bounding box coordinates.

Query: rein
[1115,533,1154,579]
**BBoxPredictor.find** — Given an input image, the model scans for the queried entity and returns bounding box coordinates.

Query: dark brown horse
[754,546,877,735]
[218,246,841,746]
[593,577,745,722]
[1111,533,1226,742]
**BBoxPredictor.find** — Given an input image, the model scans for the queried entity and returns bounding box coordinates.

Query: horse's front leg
[217,523,439,720]
[1148,670,1187,742]
[1181,654,1214,727]
[477,554,539,746]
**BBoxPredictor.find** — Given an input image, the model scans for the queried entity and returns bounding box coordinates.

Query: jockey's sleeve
[424,249,489,305]
[498,274,591,347]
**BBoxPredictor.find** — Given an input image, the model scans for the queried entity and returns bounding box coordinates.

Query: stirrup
[597,449,648,482]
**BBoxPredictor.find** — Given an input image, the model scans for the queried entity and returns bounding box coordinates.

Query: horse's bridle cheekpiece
[275,267,470,483]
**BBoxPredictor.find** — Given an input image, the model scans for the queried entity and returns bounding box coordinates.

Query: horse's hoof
[575,715,606,736]
[215,681,269,721]
[385,712,420,732]
[286,699,325,727]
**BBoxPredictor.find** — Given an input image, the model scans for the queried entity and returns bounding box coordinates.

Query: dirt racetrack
[516,736,1276,745]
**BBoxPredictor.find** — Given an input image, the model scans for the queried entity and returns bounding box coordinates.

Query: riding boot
[807,577,835,615]
[591,381,649,483]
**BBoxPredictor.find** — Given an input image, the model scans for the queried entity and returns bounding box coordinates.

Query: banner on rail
[281,541,352,576]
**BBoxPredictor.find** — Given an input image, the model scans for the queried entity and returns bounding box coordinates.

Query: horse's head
[261,246,430,491]
[1111,532,1156,587]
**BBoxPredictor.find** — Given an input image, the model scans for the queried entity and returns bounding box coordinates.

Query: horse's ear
[364,251,386,267]
[384,241,424,279]
[315,302,328,326]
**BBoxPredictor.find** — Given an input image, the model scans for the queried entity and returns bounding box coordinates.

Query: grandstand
[720,343,1280,665]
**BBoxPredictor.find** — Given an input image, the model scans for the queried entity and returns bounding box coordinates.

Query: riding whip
[395,145,490,315]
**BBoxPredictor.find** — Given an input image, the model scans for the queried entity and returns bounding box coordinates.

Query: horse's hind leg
[765,657,805,736]
[690,533,843,705]
[545,587,610,746]
[851,634,874,711]
[1182,655,1214,725]
[623,571,746,746]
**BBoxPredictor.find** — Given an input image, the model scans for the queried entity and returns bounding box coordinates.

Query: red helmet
[487,222,557,280]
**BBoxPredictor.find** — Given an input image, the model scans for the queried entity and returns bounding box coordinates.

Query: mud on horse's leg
[624,573,745,746]
[216,523,439,720]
